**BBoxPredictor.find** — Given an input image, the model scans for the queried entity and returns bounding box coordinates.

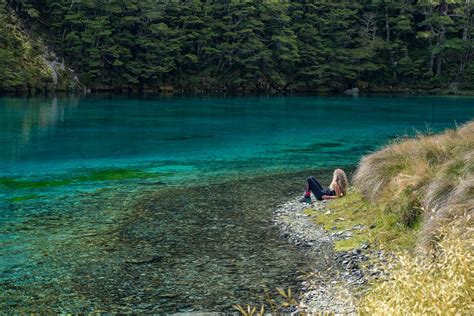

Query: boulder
[344,87,359,96]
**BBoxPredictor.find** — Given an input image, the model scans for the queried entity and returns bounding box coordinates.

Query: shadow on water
[0,169,345,313]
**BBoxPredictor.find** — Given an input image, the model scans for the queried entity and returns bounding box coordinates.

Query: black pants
[307,176,326,201]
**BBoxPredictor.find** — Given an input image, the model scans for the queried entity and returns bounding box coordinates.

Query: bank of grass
[354,121,473,251]
[309,121,473,252]
[305,190,420,252]
[337,121,473,314]
[354,122,474,315]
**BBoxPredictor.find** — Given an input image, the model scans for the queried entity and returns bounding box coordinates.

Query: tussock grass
[354,121,474,314]
[361,227,473,315]
[354,121,474,251]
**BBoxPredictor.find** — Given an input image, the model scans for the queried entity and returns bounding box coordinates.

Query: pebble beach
[273,198,391,314]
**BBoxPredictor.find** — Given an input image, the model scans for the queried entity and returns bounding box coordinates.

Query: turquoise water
[2,96,473,189]
[1,95,473,312]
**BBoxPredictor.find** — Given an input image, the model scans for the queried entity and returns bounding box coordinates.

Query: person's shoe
[299,192,311,204]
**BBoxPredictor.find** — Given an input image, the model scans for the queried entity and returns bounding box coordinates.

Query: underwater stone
[124,255,162,265]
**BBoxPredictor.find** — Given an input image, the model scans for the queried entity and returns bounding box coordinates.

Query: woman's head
[331,168,348,195]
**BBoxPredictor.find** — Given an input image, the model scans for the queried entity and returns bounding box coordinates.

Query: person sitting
[300,168,348,203]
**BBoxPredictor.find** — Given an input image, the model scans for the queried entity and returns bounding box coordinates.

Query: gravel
[273,197,391,314]
[273,198,355,314]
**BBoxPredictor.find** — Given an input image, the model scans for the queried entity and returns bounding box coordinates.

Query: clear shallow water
[0,95,473,312]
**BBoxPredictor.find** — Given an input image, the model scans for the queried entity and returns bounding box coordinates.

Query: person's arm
[322,182,343,200]
[333,182,343,197]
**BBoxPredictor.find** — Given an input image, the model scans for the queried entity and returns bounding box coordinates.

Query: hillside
[3,0,474,94]
[0,0,77,93]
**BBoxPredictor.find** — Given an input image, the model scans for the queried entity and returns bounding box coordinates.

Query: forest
[1,0,473,93]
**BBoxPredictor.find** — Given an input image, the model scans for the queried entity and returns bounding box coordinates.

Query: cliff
[0,0,79,93]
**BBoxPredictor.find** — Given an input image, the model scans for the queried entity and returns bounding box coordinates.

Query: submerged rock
[138,181,167,186]
[124,255,162,264]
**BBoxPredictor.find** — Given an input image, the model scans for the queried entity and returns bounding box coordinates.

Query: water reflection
[1,96,79,162]
[1,95,472,172]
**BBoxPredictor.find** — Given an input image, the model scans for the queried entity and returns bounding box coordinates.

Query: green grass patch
[304,190,419,252]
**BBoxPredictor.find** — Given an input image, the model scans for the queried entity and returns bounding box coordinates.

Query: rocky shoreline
[273,198,391,314]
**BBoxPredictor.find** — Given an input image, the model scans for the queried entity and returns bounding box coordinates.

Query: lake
[1,95,473,312]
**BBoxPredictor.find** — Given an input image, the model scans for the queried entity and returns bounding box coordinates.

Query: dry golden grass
[233,287,299,315]
[354,122,474,314]
[353,121,474,250]
[361,227,474,315]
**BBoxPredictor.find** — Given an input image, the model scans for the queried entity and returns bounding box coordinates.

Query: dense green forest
[1,0,473,93]
[0,0,52,91]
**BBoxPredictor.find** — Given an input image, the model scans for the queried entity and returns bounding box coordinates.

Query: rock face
[40,49,80,91]
[0,2,80,93]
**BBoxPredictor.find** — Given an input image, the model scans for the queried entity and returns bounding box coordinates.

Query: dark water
[0,95,473,312]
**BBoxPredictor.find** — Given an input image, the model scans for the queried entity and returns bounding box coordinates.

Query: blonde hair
[330,168,348,196]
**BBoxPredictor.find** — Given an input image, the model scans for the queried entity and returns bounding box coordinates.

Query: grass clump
[354,121,474,252]
[361,227,473,315]
[351,121,474,314]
